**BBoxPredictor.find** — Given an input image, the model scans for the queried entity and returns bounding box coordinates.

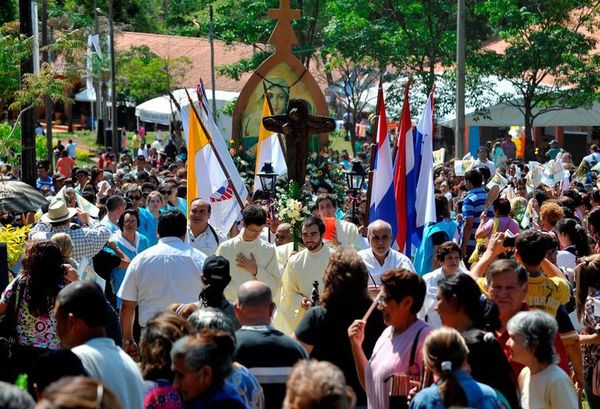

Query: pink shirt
[480,216,520,237]
[366,320,432,409]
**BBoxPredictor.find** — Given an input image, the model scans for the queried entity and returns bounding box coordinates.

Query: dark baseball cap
[202,255,230,281]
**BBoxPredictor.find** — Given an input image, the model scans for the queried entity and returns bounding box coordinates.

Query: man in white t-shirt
[56,281,145,409]
[118,210,206,357]
[472,146,496,176]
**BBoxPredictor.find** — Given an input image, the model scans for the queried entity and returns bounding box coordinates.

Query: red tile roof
[115,31,330,93]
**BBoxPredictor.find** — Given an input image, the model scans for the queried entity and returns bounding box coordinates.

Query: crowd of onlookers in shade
[3,132,600,409]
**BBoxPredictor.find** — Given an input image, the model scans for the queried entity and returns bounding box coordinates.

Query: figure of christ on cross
[262,99,336,187]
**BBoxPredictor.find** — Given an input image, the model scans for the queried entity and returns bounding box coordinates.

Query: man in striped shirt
[460,169,492,262]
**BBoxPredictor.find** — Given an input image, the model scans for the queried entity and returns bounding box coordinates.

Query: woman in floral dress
[0,241,78,381]
[575,254,600,407]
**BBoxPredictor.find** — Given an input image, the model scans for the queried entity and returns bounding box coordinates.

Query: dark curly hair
[140,312,193,381]
[23,241,65,316]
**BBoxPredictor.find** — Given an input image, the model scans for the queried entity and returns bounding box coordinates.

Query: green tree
[116,45,191,105]
[474,0,600,157]
[0,0,17,25]
[323,0,491,95]
[325,54,387,153]
[55,0,162,32]
[0,22,31,118]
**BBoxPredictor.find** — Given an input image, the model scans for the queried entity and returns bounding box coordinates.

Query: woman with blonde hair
[410,327,503,408]
[146,191,164,222]
[50,232,77,269]
[36,376,122,409]
[539,201,564,236]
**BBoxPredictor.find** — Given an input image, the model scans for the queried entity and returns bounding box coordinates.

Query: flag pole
[391,75,412,160]
[168,91,182,113]
[183,88,245,210]
[262,81,287,158]
[363,81,384,226]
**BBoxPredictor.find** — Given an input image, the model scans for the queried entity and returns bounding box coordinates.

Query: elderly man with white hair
[357,220,415,286]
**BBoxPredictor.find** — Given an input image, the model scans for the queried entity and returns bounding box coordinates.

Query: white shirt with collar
[472,158,496,175]
[185,224,227,256]
[417,267,469,328]
[357,248,415,286]
[118,236,206,326]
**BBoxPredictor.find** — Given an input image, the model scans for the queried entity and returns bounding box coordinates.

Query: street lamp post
[93,0,103,142]
[455,0,466,158]
[344,159,366,221]
[108,0,118,155]
[257,162,278,242]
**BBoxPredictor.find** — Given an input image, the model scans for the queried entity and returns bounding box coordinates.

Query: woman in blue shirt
[111,209,150,307]
[410,327,504,409]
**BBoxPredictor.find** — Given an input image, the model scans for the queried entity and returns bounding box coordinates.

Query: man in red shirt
[484,259,571,378]
[56,150,75,178]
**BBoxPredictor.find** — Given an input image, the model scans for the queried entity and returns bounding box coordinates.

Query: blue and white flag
[369,86,397,238]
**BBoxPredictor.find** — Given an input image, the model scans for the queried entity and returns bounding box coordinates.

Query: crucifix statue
[263,98,336,186]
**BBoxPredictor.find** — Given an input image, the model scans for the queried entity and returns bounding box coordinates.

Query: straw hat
[41,200,77,223]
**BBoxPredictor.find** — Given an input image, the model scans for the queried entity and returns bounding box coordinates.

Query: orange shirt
[56,156,75,177]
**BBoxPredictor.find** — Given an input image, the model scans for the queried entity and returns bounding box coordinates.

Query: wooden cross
[263,98,336,186]
[268,0,301,53]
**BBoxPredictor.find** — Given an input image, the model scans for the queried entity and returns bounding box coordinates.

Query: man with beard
[274,216,334,334]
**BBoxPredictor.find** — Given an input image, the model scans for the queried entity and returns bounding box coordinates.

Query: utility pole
[455,0,466,158]
[20,0,36,186]
[209,5,217,121]
[94,0,103,144]
[31,0,39,74]
[108,0,118,154]
[41,0,53,168]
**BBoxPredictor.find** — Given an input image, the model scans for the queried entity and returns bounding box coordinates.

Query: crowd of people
[0,130,599,409]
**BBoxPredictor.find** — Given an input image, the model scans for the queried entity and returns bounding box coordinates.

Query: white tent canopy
[440,100,600,128]
[75,88,96,102]
[135,88,238,136]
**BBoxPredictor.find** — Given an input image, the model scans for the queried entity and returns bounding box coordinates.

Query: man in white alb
[274,216,334,335]
[216,204,281,302]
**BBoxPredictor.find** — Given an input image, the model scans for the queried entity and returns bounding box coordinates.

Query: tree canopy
[473,0,600,154]
[116,45,191,105]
